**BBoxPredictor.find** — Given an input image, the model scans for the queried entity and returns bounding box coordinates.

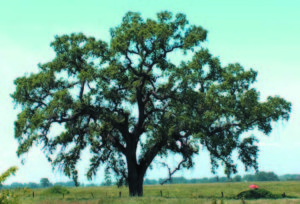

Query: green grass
[42,186,70,195]
[3,181,300,204]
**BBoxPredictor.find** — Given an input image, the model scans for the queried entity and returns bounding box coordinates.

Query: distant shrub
[46,186,70,195]
[236,189,280,199]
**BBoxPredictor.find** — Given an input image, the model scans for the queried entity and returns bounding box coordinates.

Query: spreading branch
[160,158,187,185]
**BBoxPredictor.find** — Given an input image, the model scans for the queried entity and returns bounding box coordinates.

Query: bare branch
[160,158,187,185]
[107,133,126,154]
[79,81,85,101]
[165,44,183,53]
[61,82,81,89]
[145,103,169,118]
[151,91,170,100]
[135,43,140,54]
[125,51,140,76]
[143,91,152,103]
[127,49,139,55]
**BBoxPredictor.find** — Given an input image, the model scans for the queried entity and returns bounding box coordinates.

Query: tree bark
[127,164,144,196]
[126,139,146,196]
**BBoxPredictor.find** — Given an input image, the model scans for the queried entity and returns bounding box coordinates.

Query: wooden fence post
[160,190,162,197]
[119,191,121,197]
[32,191,34,198]
[221,192,223,198]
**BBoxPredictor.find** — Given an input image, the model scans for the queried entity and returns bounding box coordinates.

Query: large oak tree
[11,11,291,196]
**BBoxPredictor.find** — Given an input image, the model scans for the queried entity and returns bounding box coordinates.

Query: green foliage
[233,175,242,182]
[40,178,50,188]
[0,167,19,204]
[243,171,280,182]
[11,10,291,195]
[236,189,281,199]
[280,174,300,181]
[254,171,280,181]
[0,190,20,204]
[45,186,70,194]
[0,167,18,185]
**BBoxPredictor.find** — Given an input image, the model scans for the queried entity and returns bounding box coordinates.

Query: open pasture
[6,181,300,204]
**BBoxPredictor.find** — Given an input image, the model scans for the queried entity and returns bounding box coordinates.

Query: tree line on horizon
[1,171,299,190]
[144,171,285,185]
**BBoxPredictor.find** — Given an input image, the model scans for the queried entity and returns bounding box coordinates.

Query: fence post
[32,191,34,198]
[119,191,121,197]
[221,192,223,198]
[160,190,162,197]
[63,193,64,199]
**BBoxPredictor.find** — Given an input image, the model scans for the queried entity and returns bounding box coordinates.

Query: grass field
[5,181,300,204]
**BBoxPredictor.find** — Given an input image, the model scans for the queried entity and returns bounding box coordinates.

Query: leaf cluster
[0,167,18,185]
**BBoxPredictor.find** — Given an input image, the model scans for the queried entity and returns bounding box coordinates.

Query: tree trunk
[127,165,144,196]
[126,140,146,196]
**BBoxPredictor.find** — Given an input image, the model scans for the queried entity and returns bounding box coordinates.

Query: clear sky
[0,0,299,185]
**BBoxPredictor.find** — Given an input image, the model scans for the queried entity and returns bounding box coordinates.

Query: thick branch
[79,81,85,101]
[107,133,126,154]
[139,139,165,170]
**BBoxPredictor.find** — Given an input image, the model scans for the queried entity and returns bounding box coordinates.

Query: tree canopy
[40,178,50,188]
[11,11,291,196]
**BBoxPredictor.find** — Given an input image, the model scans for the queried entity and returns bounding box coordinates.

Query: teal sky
[0,0,299,185]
